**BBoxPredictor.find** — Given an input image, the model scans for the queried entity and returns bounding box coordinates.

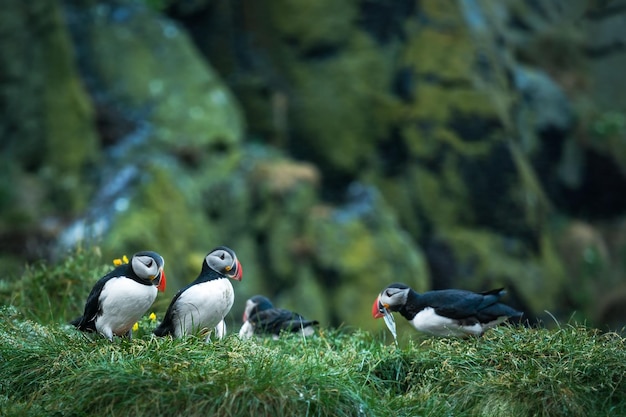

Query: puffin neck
[197,264,227,283]
[397,288,421,321]
[121,263,151,285]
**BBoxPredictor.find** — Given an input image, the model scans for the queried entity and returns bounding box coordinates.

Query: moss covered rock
[52,0,246,293]
[66,0,243,153]
[0,0,98,220]
[309,183,429,329]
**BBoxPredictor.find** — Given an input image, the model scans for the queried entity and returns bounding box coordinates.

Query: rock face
[0,0,98,268]
[3,0,626,330]
[59,1,245,291]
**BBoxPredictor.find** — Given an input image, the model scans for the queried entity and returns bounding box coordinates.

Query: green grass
[0,306,625,417]
[0,247,109,324]
[1,253,625,416]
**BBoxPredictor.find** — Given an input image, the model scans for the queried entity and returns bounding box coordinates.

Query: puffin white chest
[410,307,484,337]
[238,320,255,339]
[174,278,234,337]
[96,277,157,337]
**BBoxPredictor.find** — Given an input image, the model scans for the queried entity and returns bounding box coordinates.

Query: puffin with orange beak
[71,251,166,340]
[373,283,522,338]
[154,246,242,340]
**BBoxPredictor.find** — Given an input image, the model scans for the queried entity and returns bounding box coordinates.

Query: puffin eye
[220,253,225,260]
[147,259,153,267]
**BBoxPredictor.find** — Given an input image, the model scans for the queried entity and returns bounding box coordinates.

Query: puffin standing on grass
[153,246,242,340]
[238,295,319,339]
[71,251,167,341]
[372,283,522,338]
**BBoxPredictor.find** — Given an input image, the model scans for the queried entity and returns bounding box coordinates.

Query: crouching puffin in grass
[153,246,242,340]
[71,251,166,341]
[238,295,319,339]
[372,283,522,338]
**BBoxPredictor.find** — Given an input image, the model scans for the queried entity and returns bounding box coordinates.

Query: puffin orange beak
[372,296,385,319]
[157,270,167,292]
[229,259,243,281]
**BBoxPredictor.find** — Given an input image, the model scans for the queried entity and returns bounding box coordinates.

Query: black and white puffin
[372,283,522,337]
[238,295,319,339]
[71,251,166,340]
[153,246,242,340]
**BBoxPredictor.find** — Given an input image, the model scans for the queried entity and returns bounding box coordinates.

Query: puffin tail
[70,316,83,328]
[508,308,524,321]
[481,288,506,298]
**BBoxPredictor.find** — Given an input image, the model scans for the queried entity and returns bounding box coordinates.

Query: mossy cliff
[2,0,626,330]
[0,0,98,254]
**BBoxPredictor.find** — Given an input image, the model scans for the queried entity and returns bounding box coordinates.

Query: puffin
[71,251,166,340]
[153,246,243,340]
[238,295,319,339]
[372,283,522,338]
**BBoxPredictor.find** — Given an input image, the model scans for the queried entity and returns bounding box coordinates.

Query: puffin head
[372,283,411,318]
[205,246,243,281]
[242,295,273,322]
[131,251,167,292]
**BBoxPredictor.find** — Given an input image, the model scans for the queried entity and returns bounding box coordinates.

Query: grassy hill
[1,309,624,416]
[1,251,625,416]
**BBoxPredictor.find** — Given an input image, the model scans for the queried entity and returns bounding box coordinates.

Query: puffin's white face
[242,296,272,322]
[131,253,164,281]
[379,285,410,311]
[206,247,243,281]
[242,298,257,322]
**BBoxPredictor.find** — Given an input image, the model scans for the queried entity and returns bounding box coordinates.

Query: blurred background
[2,0,626,333]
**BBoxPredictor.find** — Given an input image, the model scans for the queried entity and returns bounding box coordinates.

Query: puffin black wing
[153,285,189,336]
[424,288,518,321]
[251,308,319,335]
[71,265,130,331]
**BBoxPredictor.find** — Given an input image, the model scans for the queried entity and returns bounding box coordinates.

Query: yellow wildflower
[112,255,130,266]
[132,322,139,332]
[149,312,157,322]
